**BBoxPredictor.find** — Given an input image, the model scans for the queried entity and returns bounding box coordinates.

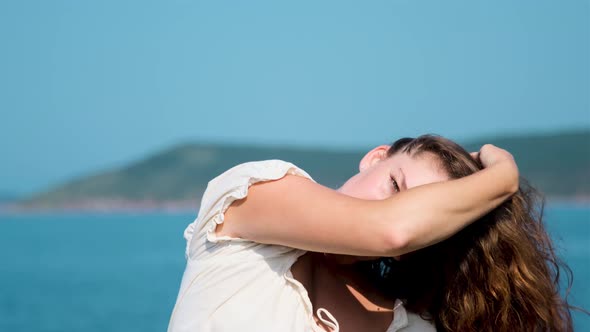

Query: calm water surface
[0,205,588,331]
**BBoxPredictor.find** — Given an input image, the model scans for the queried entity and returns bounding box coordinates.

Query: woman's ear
[359,145,390,172]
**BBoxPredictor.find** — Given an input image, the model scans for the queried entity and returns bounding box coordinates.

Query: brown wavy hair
[360,134,575,331]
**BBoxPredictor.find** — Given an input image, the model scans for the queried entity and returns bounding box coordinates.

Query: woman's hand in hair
[477,144,515,167]
[476,144,519,194]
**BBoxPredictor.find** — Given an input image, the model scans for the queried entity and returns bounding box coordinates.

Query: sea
[0,204,588,332]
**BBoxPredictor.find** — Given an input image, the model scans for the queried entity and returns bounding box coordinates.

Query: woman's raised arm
[220,144,519,256]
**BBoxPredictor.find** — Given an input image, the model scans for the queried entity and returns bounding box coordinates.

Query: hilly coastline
[13,129,590,211]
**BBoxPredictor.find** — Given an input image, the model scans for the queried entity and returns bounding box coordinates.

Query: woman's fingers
[479,144,516,168]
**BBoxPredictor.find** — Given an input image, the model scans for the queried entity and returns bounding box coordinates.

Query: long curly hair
[360,134,574,331]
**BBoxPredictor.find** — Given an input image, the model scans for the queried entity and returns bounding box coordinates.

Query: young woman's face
[328,147,449,264]
[337,146,449,200]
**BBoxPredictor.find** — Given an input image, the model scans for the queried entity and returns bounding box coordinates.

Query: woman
[353,136,574,331]
[168,135,566,331]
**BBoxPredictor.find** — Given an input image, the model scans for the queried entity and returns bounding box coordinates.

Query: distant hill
[18,129,590,209]
[0,193,20,204]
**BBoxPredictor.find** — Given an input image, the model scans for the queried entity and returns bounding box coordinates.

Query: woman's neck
[313,253,395,313]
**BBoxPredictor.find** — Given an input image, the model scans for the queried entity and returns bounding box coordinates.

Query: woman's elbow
[382,226,411,256]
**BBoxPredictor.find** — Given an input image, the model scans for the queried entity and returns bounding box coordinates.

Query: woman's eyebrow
[399,168,408,190]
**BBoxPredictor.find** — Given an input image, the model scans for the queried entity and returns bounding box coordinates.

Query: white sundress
[167,160,436,332]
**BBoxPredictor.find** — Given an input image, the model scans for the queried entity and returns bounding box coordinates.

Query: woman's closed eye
[390,176,400,193]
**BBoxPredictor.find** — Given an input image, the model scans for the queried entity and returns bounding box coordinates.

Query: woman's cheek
[365,183,389,200]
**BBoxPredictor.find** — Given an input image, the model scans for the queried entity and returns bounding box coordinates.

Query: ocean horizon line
[1,196,589,216]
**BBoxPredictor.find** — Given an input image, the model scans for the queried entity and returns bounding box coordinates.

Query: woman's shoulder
[200,159,315,219]
[183,159,315,257]
[207,159,314,188]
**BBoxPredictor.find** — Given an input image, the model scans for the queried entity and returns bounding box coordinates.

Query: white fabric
[168,160,436,332]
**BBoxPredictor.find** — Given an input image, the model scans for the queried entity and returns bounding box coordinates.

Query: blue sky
[1,0,588,195]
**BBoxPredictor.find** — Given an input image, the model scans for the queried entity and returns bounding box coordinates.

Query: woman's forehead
[388,152,448,187]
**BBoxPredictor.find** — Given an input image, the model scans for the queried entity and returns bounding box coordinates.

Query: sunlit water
[0,205,588,331]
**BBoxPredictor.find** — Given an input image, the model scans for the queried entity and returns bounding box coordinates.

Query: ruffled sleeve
[183,160,314,258]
